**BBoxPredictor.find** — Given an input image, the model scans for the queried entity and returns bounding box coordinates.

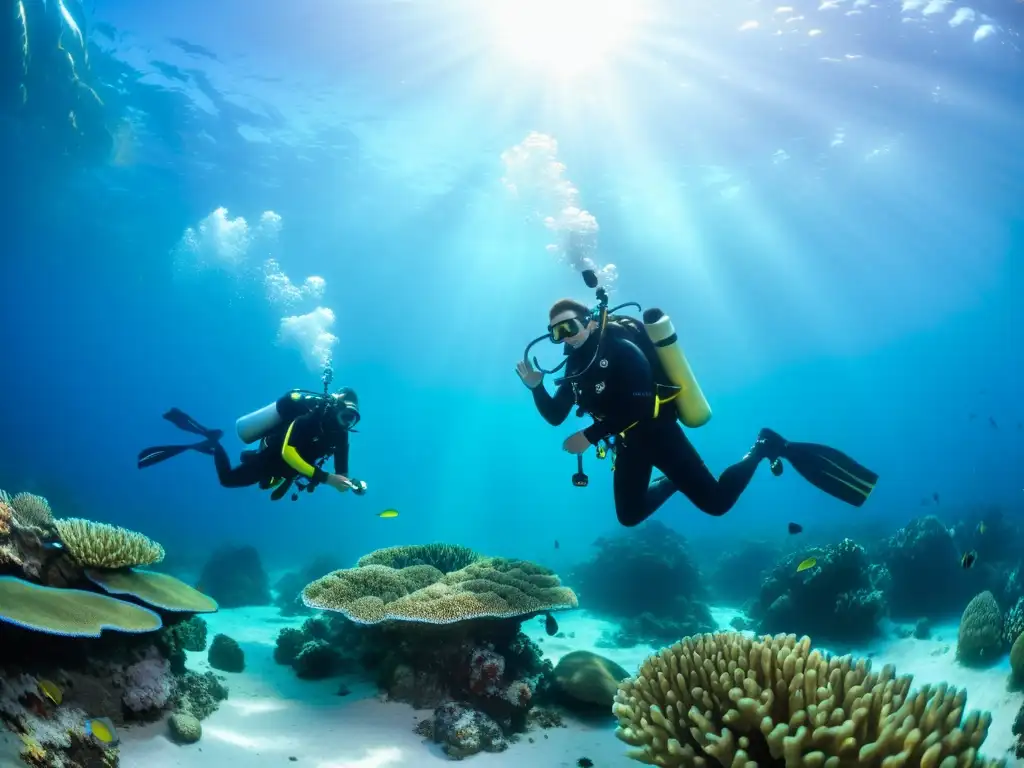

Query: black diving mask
[335,402,360,429]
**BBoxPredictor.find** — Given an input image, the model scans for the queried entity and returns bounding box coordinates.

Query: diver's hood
[333,387,359,408]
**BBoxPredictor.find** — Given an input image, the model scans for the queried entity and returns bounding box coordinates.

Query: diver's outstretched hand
[516,359,543,389]
[326,474,357,493]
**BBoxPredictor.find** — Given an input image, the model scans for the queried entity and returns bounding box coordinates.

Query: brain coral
[613,631,1004,767]
[302,554,577,625]
[55,518,165,569]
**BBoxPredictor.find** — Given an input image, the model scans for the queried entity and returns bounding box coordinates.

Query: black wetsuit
[530,326,763,526]
[211,391,349,500]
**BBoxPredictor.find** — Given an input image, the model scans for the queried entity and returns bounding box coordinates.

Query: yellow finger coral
[303,552,578,625]
[55,519,165,569]
[613,631,1005,767]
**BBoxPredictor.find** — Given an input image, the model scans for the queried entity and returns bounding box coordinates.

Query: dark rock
[274,628,306,666]
[294,640,341,680]
[208,634,245,673]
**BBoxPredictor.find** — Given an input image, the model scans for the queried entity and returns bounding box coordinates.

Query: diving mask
[548,316,587,343]
[331,388,360,429]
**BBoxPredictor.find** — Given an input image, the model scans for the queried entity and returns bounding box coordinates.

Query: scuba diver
[137,382,367,502]
[516,270,878,527]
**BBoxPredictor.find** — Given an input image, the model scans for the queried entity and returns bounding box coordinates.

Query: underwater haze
[1,0,1022,573]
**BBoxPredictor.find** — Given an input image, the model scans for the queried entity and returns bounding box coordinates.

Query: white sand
[117,608,1024,767]
[118,607,644,767]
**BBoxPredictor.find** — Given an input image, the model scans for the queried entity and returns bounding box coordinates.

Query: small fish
[87,717,119,747]
[977,522,986,535]
[544,612,558,636]
[37,679,62,706]
[961,550,977,570]
[377,509,399,519]
[969,412,977,421]
[787,522,803,535]
[554,540,560,549]
[796,557,817,573]
[932,492,940,503]
[989,416,998,429]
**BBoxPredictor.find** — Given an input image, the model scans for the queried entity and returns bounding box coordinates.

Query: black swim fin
[137,438,217,469]
[163,408,219,439]
[762,429,878,507]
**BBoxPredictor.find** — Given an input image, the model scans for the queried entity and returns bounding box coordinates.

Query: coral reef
[197,545,271,608]
[956,591,1004,666]
[208,634,244,673]
[751,539,888,643]
[614,631,1005,766]
[54,519,165,569]
[303,550,577,624]
[569,520,713,635]
[882,515,991,619]
[279,545,573,759]
[0,492,222,766]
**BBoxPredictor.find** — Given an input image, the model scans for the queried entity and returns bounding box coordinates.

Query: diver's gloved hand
[326,474,358,493]
[515,359,543,389]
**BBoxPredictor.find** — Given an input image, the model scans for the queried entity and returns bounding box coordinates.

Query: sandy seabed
[117,606,1024,767]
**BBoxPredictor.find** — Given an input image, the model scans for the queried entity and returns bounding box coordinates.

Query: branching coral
[357,543,481,574]
[302,556,577,625]
[0,501,12,536]
[9,493,54,530]
[613,631,1004,767]
[54,518,165,569]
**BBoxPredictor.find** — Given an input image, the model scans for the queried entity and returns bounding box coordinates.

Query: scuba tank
[236,401,282,444]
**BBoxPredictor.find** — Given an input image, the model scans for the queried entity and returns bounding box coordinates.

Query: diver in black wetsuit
[138,389,367,501]
[517,297,877,527]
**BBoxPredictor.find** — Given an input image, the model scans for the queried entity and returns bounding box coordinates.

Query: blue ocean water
[1,0,1021,576]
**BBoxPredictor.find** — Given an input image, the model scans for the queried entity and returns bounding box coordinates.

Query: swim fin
[138,409,223,469]
[163,408,220,439]
[137,438,217,469]
[762,429,878,507]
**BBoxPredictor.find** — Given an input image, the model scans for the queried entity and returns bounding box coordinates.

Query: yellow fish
[796,557,817,573]
[87,717,119,747]
[37,679,62,706]
[377,509,399,519]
